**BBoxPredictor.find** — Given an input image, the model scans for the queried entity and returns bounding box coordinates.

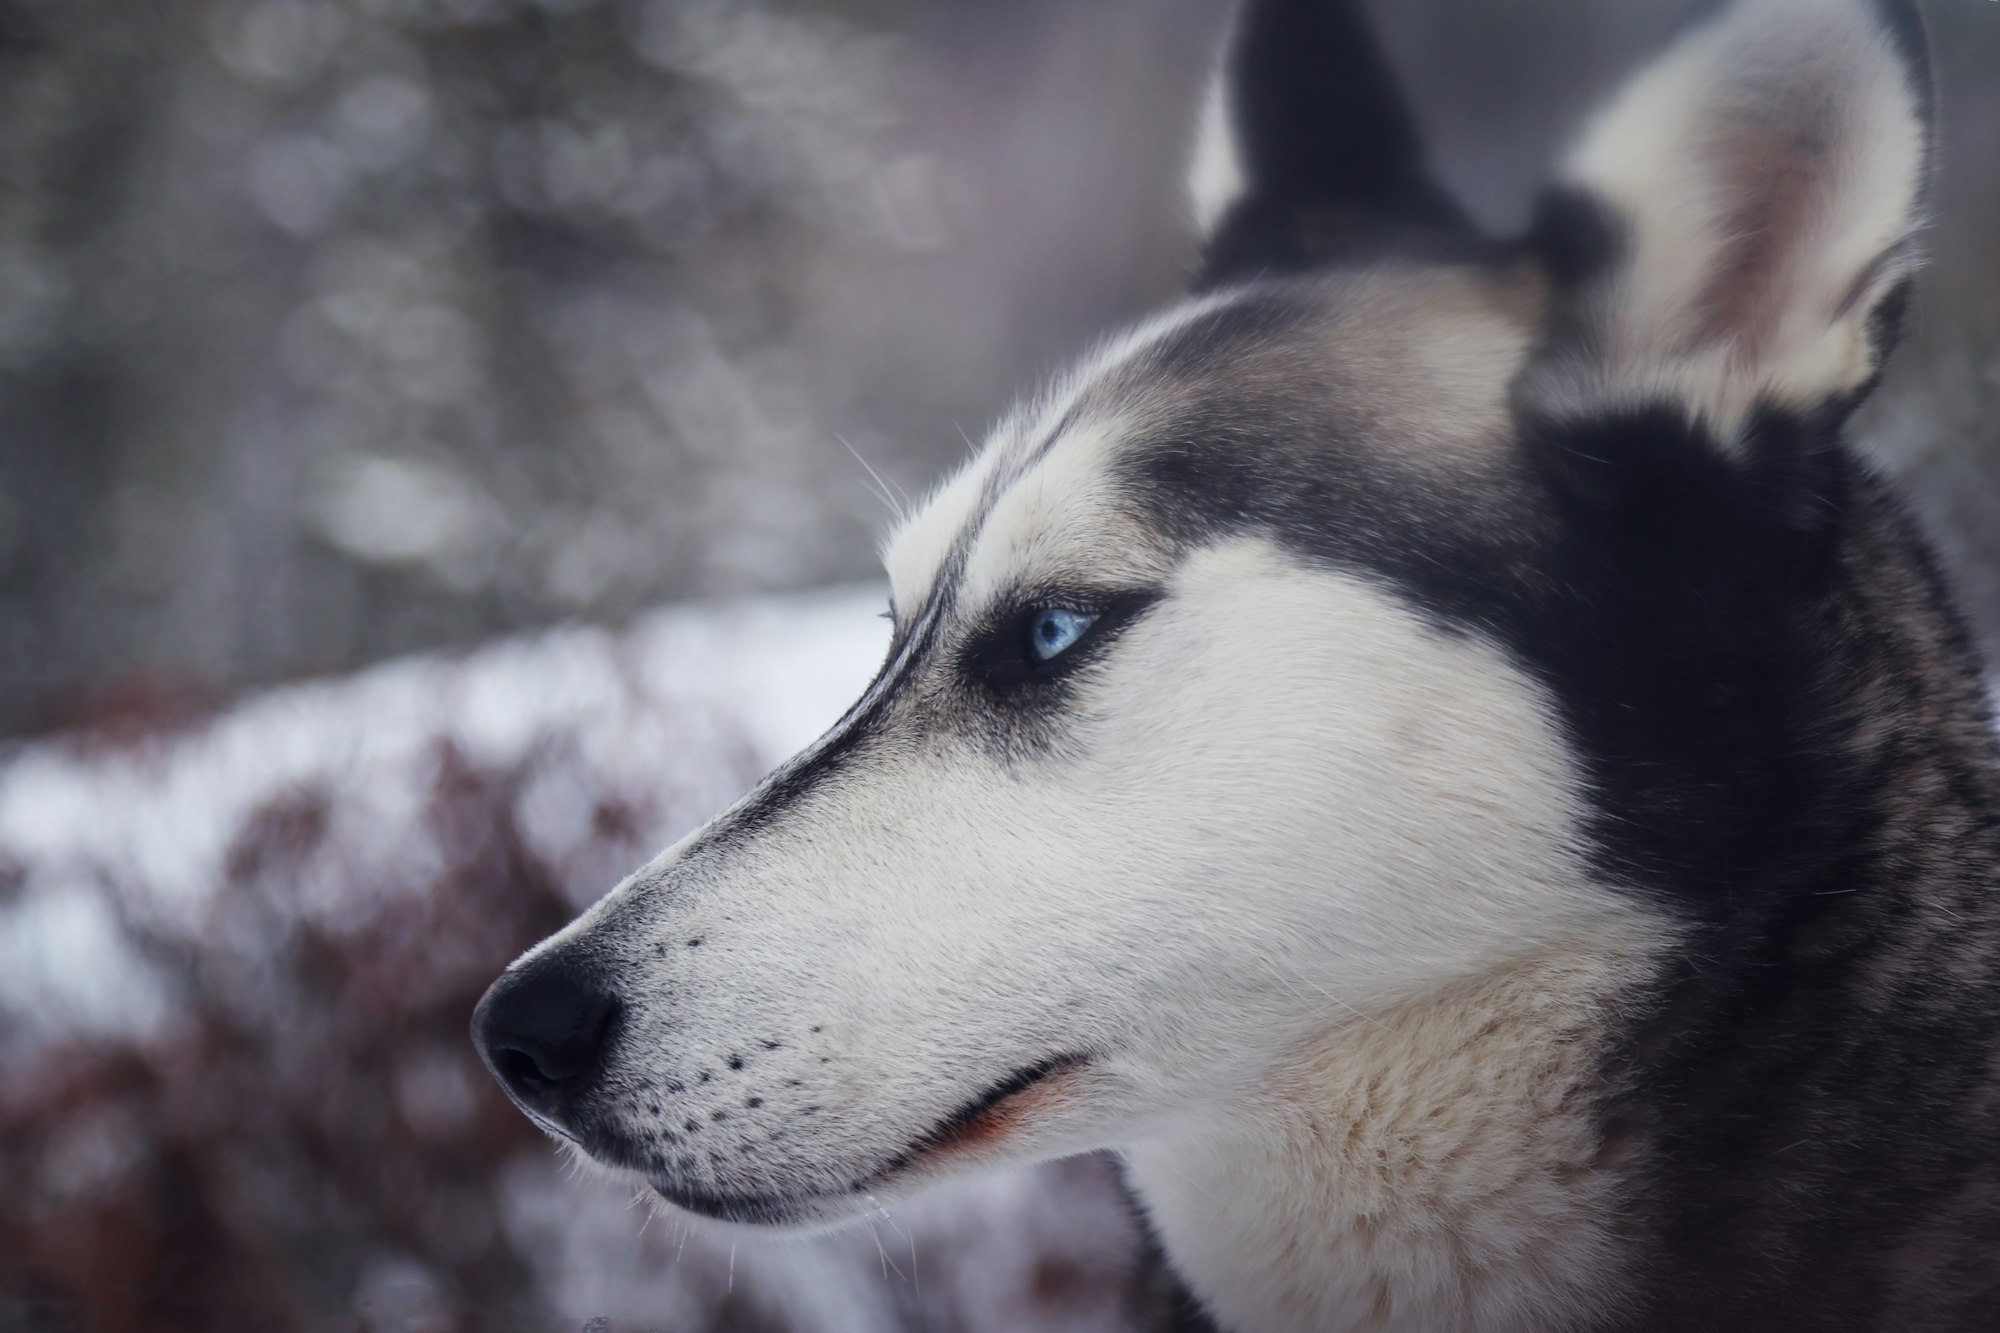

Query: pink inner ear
[1689,88,1846,359]
[1541,0,1933,434]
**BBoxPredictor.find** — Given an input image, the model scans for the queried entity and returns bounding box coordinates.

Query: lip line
[644,1053,1093,1222]
[869,1052,1091,1181]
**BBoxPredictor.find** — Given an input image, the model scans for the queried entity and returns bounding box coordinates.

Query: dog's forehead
[883,263,1543,620]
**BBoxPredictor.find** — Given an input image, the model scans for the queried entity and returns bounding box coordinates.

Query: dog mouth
[647,1053,1092,1226]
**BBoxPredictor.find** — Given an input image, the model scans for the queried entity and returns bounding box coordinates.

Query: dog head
[474,0,1932,1230]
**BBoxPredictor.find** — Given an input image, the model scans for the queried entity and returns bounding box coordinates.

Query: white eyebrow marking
[881,287,1254,624]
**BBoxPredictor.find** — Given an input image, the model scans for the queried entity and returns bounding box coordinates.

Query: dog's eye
[969,591,1154,696]
[1026,607,1096,661]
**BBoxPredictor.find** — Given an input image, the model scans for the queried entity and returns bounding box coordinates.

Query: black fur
[1110,258,2000,1327]
[672,563,1158,861]
[1095,0,2000,1316]
[1196,0,1477,288]
[1524,186,1627,297]
[1116,1164,1224,1333]
[481,0,1998,1323]
[679,614,927,853]
[719,0,1980,1319]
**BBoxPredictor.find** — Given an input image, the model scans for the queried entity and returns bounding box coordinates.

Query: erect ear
[1188,0,1476,291]
[1520,0,1932,446]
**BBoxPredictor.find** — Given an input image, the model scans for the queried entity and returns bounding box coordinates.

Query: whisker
[836,432,906,523]
[866,1218,908,1284]
[1252,954,1394,1036]
[867,1196,919,1297]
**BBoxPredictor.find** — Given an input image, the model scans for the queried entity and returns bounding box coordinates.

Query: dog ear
[1519,0,1932,449]
[1188,0,1474,290]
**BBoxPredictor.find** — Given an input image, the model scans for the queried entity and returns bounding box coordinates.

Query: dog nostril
[471,951,620,1117]
[493,1044,554,1090]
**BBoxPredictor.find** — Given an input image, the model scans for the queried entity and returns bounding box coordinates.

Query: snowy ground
[0,587,888,1055]
[0,585,1148,1331]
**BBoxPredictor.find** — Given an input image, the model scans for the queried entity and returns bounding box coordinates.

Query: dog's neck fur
[1124,938,1663,1333]
[1120,499,2000,1333]
[1591,498,2000,1330]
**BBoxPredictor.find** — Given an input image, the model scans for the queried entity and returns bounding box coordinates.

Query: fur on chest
[1123,949,1657,1333]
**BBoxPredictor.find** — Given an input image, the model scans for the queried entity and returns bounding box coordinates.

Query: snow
[0,584,888,1050]
[0,583,1148,1330]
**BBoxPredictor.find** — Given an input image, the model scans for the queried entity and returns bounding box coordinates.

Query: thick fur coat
[475,1,2000,1328]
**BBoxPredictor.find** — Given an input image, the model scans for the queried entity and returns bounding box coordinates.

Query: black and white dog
[475,0,2000,1327]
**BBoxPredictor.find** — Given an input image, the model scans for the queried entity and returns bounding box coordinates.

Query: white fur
[1127,944,1659,1333]
[494,4,1941,1328]
[535,376,1675,1325]
[1188,58,1247,240]
[1087,548,1666,1333]
[887,286,1245,623]
[1537,0,1927,440]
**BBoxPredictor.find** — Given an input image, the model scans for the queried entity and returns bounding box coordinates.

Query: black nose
[471,951,620,1123]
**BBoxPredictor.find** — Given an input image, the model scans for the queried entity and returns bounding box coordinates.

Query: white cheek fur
[551,536,1669,1328]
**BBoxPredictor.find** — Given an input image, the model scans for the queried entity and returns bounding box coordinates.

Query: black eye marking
[965,587,1161,697]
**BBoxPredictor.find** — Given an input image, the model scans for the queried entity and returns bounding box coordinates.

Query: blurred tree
[0,0,1204,737]
[0,0,1994,1328]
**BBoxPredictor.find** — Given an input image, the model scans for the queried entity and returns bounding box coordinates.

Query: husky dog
[474,0,2000,1327]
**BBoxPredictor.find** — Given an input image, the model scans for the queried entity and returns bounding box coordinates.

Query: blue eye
[1027,607,1097,661]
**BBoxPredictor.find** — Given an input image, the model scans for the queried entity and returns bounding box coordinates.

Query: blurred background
[1,0,1995,1329]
